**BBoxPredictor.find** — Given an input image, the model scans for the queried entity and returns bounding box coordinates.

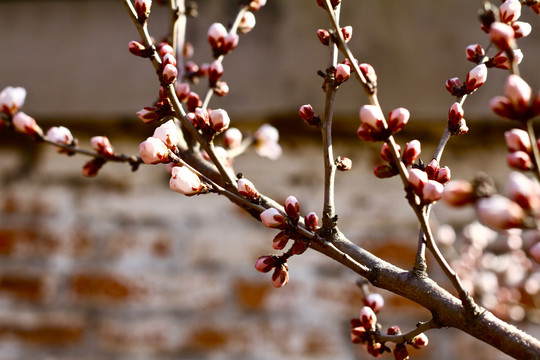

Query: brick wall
[1,124,538,359]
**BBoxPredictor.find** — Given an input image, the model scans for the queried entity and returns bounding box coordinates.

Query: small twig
[170,0,187,80]
[375,318,440,344]
[526,119,540,182]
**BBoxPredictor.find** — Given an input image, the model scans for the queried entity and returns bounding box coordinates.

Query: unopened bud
[162,64,178,84]
[411,333,429,349]
[422,180,444,204]
[46,126,73,146]
[373,164,398,178]
[209,108,230,134]
[336,156,352,171]
[169,166,203,195]
[0,86,26,116]
[284,195,300,220]
[305,212,319,230]
[254,255,277,273]
[299,104,317,125]
[12,112,43,137]
[442,180,475,207]
[465,64,488,93]
[82,157,105,177]
[364,293,384,313]
[445,77,464,97]
[350,326,368,344]
[388,107,410,134]
[465,44,485,63]
[334,64,350,83]
[139,137,169,164]
[408,168,428,193]
[237,178,259,201]
[213,81,229,97]
[208,60,224,84]
[476,194,525,230]
[340,26,352,43]
[507,151,533,170]
[272,231,289,250]
[402,140,421,166]
[223,127,243,149]
[134,0,152,23]
[186,92,202,112]
[359,105,385,131]
[238,11,256,34]
[90,136,115,157]
[128,40,148,57]
[317,29,330,46]
[507,171,540,211]
[260,208,287,229]
[505,128,531,153]
[448,102,464,128]
[490,22,516,51]
[271,263,289,288]
[359,306,377,331]
[359,63,377,86]
[153,119,180,149]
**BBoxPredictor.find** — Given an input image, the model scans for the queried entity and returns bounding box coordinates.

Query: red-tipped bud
[513,21,532,38]
[248,0,267,11]
[490,96,515,119]
[334,64,350,83]
[507,171,540,211]
[445,77,464,96]
[505,128,531,153]
[340,26,353,42]
[317,29,330,46]
[359,306,377,331]
[364,293,384,313]
[408,168,428,193]
[128,40,148,57]
[508,151,533,170]
[157,42,174,57]
[299,104,317,125]
[359,105,385,131]
[139,137,169,164]
[425,159,440,179]
[136,107,160,123]
[207,23,228,49]
[255,255,277,273]
[213,81,230,97]
[209,108,230,134]
[402,140,421,166]
[476,194,526,230]
[388,107,410,134]
[305,212,319,230]
[442,180,475,207]
[411,333,429,349]
[350,326,369,344]
[359,63,377,86]
[12,112,43,137]
[194,107,210,129]
[186,92,202,112]
[169,166,203,195]
[436,166,451,184]
[380,142,399,163]
[238,11,256,34]
[175,82,190,101]
[153,119,180,149]
[291,240,309,255]
[465,64,488,93]
[448,102,464,128]
[162,53,176,69]
[284,195,300,219]
[237,178,259,201]
[90,136,115,157]
[490,22,516,51]
[500,0,522,23]
[208,60,224,84]
[422,180,444,204]
[465,44,485,63]
[260,208,287,229]
[224,127,243,149]
[387,325,402,335]
[336,156,352,171]
[272,231,290,250]
[134,0,152,23]
[505,74,532,115]
[82,158,105,177]
[374,164,398,178]
[162,64,178,84]
[0,86,26,116]
[394,344,409,360]
[271,263,289,288]
[46,126,73,146]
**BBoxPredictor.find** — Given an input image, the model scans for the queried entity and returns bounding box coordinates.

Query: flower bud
[445,77,464,97]
[364,293,384,313]
[291,240,308,255]
[499,0,521,23]
[82,157,105,177]
[340,26,353,42]
[425,159,440,179]
[223,127,242,149]
[305,212,319,230]
[476,194,525,230]
[134,0,152,23]
[359,306,377,331]
[153,119,179,149]
[237,177,259,201]
[507,171,540,211]
[194,107,210,129]
[380,142,399,163]
[254,255,276,273]
[334,63,350,83]
[207,22,228,50]
[238,11,256,34]
[260,208,287,229]
[248,0,267,11]
[0,86,26,116]
[272,231,289,250]
[507,151,533,170]
[128,40,147,57]
[505,128,531,153]
[448,102,464,128]
[208,60,224,84]
[513,21,532,38]
[254,124,282,160]
[408,168,428,193]
[402,140,421,166]
[90,136,115,157]
[272,263,289,288]
[411,333,429,349]
[422,180,444,204]
[465,44,485,63]
[359,105,385,131]
[162,64,178,84]
[46,126,73,145]
[490,22,516,51]
[394,344,409,360]
[465,64,488,93]
[316,29,330,46]
[222,34,239,55]
[359,63,377,86]
[387,325,401,335]
[299,104,317,125]
[175,82,190,101]
[12,112,43,137]
[284,195,300,220]
[373,164,398,178]
[505,74,532,115]
[186,92,202,112]
[436,166,451,184]
[336,156,352,171]
[209,108,230,134]
[139,137,169,164]
[388,107,410,134]
[350,326,368,344]
[442,180,475,207]
[157,42,174,57]
[213,81,230,97]
[162,53,176,69]
[169,166,203,195]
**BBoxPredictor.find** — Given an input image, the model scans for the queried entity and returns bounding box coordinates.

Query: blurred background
[0,0,539,359]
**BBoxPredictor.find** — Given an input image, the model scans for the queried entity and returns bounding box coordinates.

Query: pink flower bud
[46,126,73,145]
[436,166,451,184]
[476,194,525,230]
[448,102,464,128]
[465,44,485,63]
[340,26,353,43]
[359,105,385,131]
[90,136,114,157]
[238,11,256,34]
[490,22,516,51]
[207,23,228,50]
[193,108,210,131]
[380,142,399,163]
[490,96,515,119]
[248,0,267,11]
[422,180,444,204]
[157,42,174,57]
[153,119,179,149]
[284,195,300,219]
[442,180,475,207]
[505,74,532,115]
[139,137,169,164]
[254,255,277,273]
[530,242,540,264]
[512,21,532,38]
[271,263,289,288]
[373,164,397,178]
[499,0,521,23]
[393,344,409,360]
[359,63,377,86]
[359,306,377,331]
[408,168,428,193]
[162,64,178,84]
[316,29,330,46]
[291,240,308,255]
[334,64,350,83]
[387,325,401,335]
[402,140,421,166]
[357,124,377,142]
[445,77,464,97]
[299,104,317,125]
[213,81,230,97]
[508,151,533,170]
[209,108,230,134]
[260,208,287,229]
[305,212,319,230]
[411,333,429,349]
[364,293,384,313]
[507,171,540,211]
[169,166,203,195]
[186,92,202,112]
[237,178,259,201]
[208,60,224,84]
[350,326,368,344]
[175,82,190,101]
[336,156,352,171]
[505,128,531,153]
[12,112,43,137]
[223,127,242,149]
[272,231,289,250]
[425,159,440,179]
[388,107,410,134]
[134,0,152,23]
[465,64,488,93]
[0,86,26,116]
[223,34,239,53]
[128,40,147,57]
[254,124,282,160]
[82,158,105,177]
[162,54,176,69]
[136,107,161,123]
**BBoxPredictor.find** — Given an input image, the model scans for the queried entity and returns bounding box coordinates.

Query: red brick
[0,272,47,301]
[69,272,147,303]
[234,278,271,310]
